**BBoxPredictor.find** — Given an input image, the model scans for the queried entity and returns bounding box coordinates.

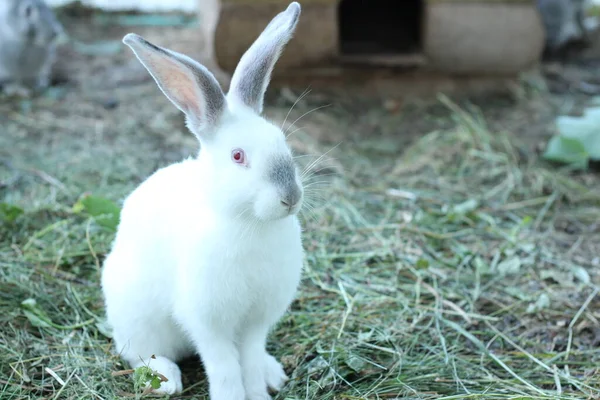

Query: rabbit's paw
[264,353,288,392]
[151,378,182,395]
[142,356,183,395]
[211,382,245,400]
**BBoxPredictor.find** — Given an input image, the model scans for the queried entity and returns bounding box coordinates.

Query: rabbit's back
[103,159,208,292]
[101,160,209,361]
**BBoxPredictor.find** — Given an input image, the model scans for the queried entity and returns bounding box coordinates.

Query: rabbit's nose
[280,187,301,212]
[280,199,295,213]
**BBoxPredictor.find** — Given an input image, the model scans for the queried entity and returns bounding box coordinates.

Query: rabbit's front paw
[138,356,183,395]
[245,354,287,400]
[151,377,182,395]
[264,353,288,392]
[211,382,245,400]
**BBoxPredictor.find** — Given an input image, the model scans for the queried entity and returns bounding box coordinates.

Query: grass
[1,82,600,400]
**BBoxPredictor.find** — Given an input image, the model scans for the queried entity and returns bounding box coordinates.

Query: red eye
[232,149,245,164]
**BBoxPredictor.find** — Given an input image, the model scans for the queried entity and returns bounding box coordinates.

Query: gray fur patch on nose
[269,156,301,206]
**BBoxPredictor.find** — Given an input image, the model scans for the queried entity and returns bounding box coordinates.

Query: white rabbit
[101,2,304,399]
[0,0,64,96]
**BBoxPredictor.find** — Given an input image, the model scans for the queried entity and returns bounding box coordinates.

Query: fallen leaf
[497,256,522,275]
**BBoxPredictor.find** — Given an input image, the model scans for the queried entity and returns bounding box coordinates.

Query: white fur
[101,3,304,399]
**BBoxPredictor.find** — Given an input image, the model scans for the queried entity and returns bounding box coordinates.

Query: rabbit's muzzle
[280,186,301,213]
[269,156,303,214]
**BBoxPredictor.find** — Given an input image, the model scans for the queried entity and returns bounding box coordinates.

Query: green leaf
[543,136,589,169]
[452,198,479,215]
[540,270,574,287]
[133,365,162,391]
[133,366,153,387]
[20,298,94,331]
[345,353,366,373]
[0,203,24,223]
[415,258,429,269]
[556,109,600,159]
[150,376,162,389]
[473,256,490,274]
[497,256,521,275]
[526,293,550,313]
[572,266,591,285]
[543,106,600,169]
[20,298,54,328]
[73,194,121,232]
[520,215,533,226]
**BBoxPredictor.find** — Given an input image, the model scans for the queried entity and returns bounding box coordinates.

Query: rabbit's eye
[232,149,246,165]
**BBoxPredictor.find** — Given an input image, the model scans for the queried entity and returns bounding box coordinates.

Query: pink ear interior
[123,33,227,138]
[139,50,204,118]
[124,35,205,120]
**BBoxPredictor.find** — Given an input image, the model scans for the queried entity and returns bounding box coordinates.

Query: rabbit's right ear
[227,2,301,115]
[123,33,226,140]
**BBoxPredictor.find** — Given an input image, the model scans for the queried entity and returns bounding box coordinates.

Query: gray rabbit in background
[0,0,64,96]
[537,0,590,54]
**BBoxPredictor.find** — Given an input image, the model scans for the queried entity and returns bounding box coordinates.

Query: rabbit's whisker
[293,154,320,160]
[301,143,341,179]
[285,104,332,137]
[299,202,320,224]
[285,125,305,139]
[281,87,312,131]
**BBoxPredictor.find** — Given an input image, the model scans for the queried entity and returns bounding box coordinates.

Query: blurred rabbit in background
[197,0,230,88]
[0,0,64,97]
[537,0,594,55]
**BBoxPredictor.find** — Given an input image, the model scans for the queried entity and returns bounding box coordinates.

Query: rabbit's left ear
[227,2,301,115]
[123,33,226,139]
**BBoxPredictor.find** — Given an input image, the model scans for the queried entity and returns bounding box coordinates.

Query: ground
[1,8,600,400]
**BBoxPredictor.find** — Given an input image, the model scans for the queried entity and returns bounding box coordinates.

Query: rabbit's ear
[228,2,301,115]
[123,33,226,139]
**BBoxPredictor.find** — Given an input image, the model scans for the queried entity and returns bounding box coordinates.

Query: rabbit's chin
[252,203,300,222]
[252,196,302,222]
